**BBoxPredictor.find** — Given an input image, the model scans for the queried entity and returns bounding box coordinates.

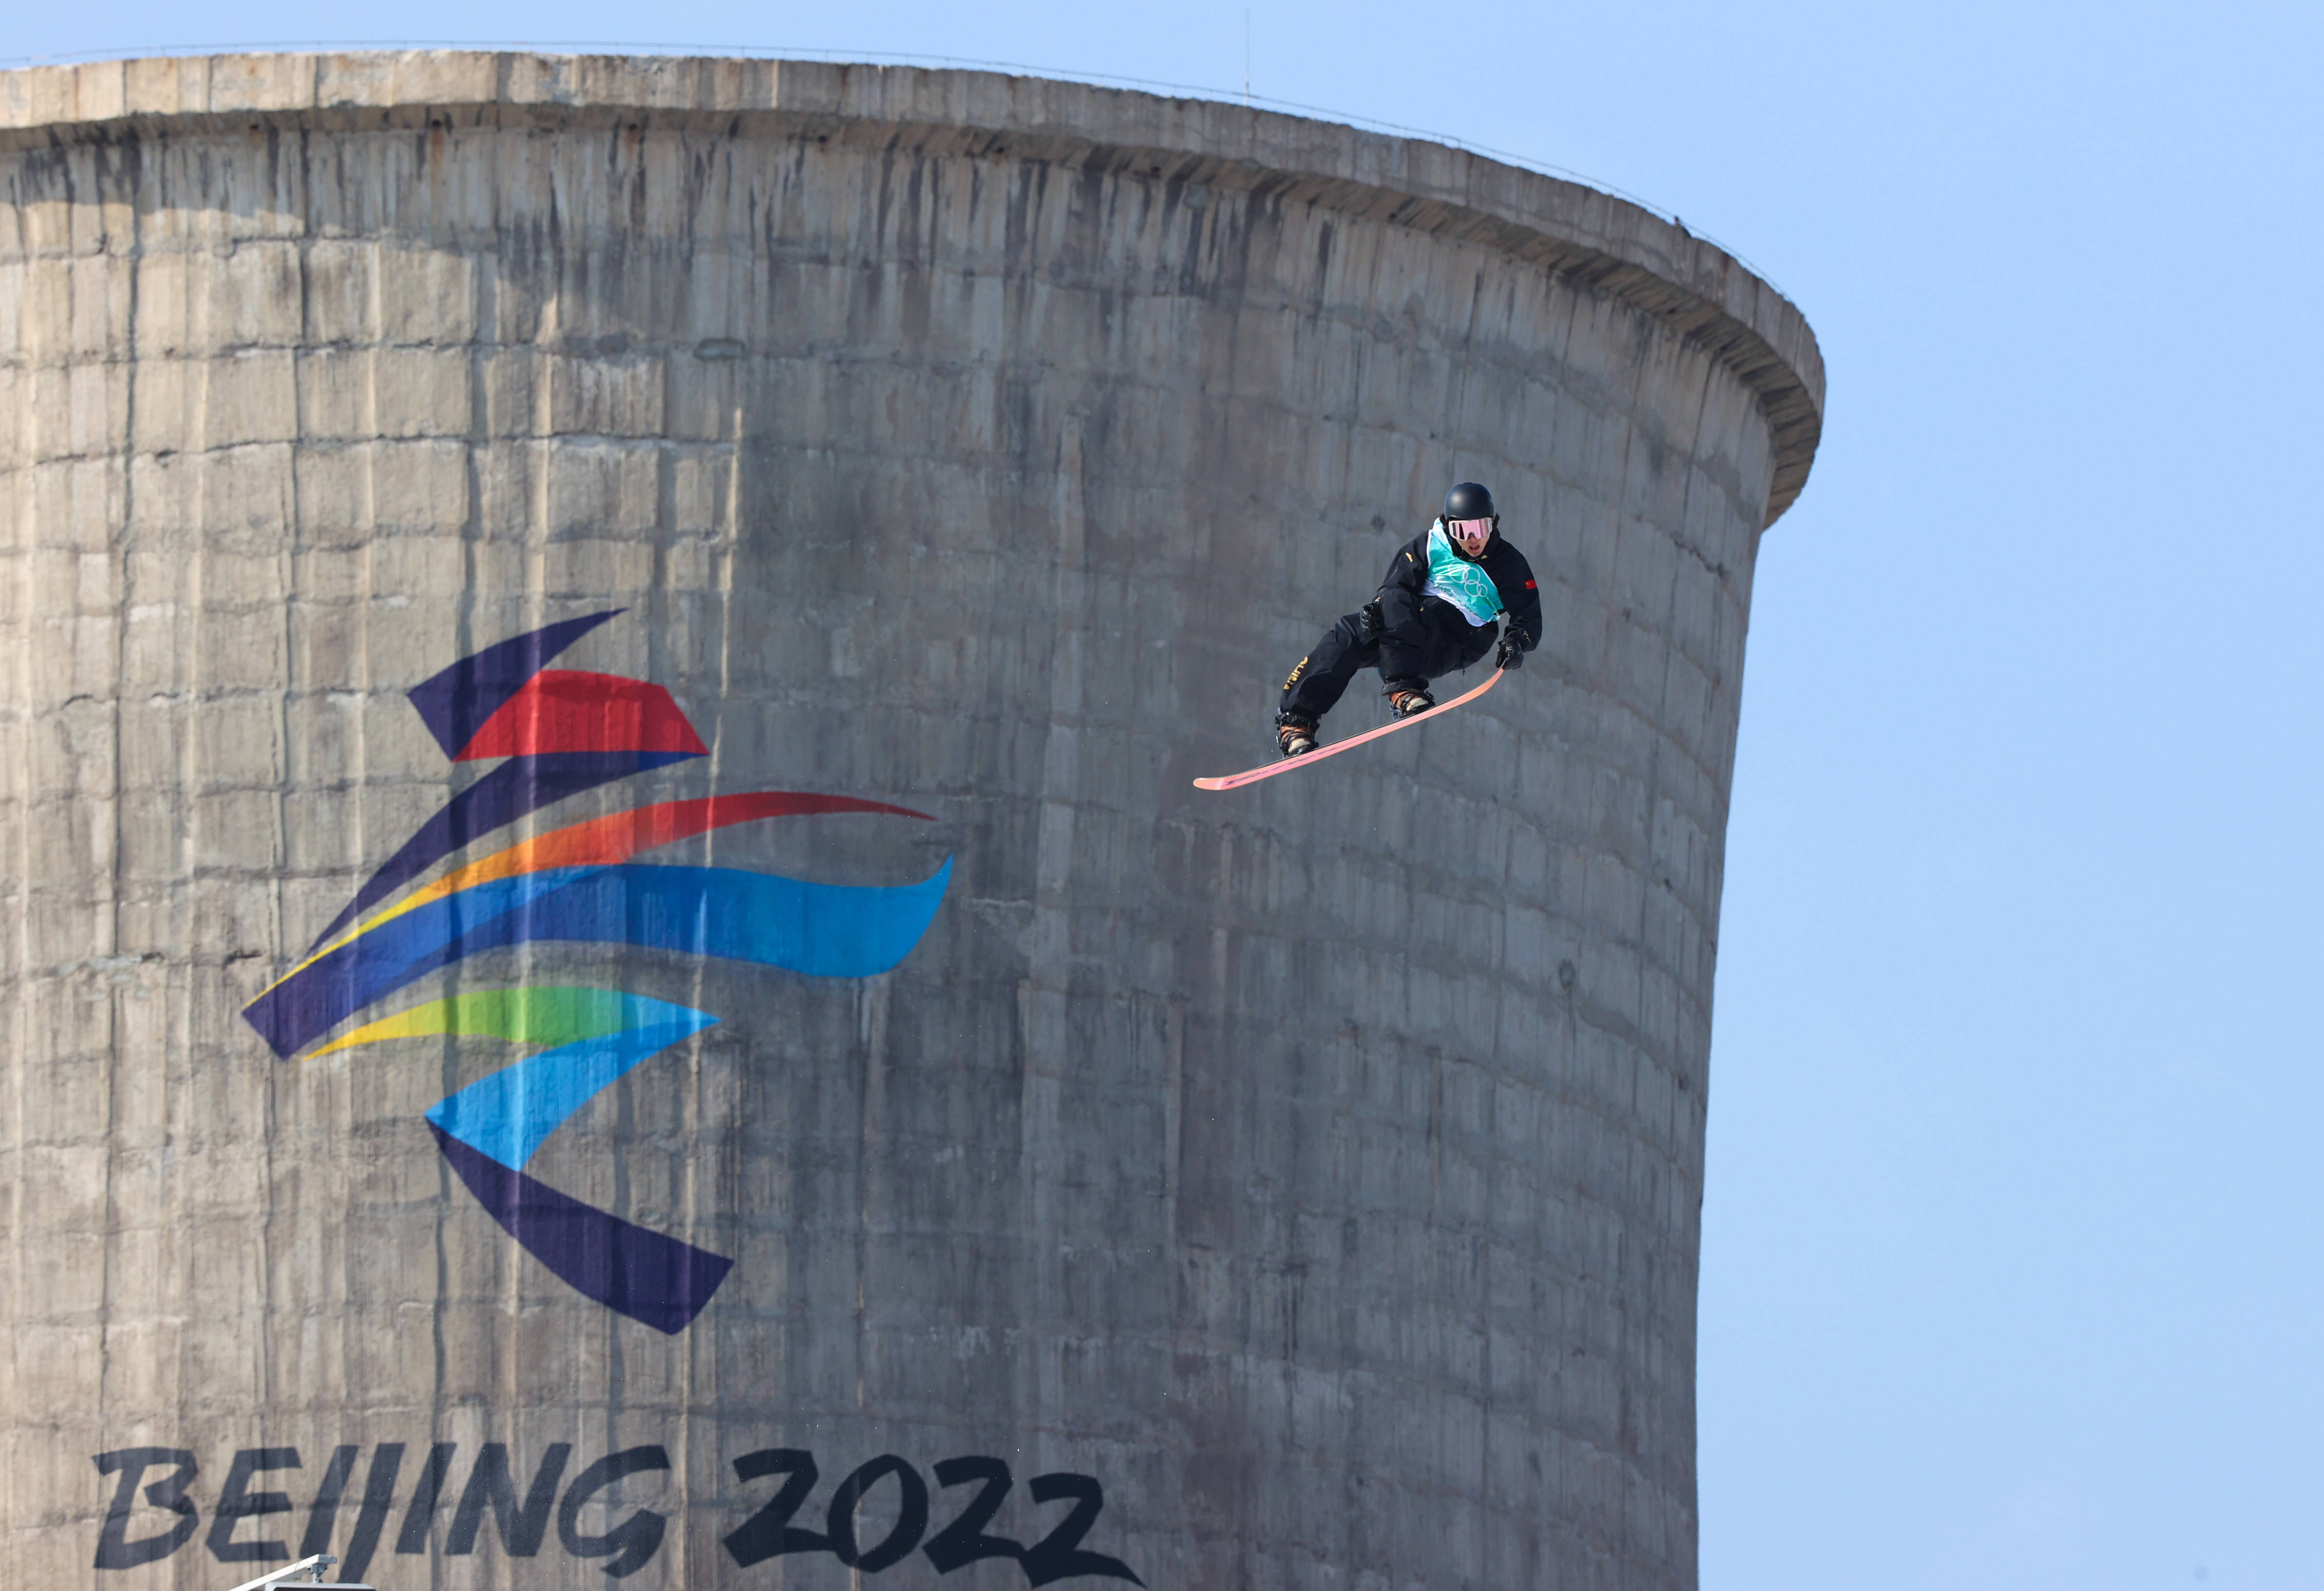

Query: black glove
[1360,600,1384,642]
[1494,632,1525,670]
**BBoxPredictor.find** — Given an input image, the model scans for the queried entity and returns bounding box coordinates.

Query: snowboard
[1192,666,1507,792]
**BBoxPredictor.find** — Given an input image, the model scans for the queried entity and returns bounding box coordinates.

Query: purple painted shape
[430,1123,733,1334]
[306,749,700,950]
[406,610,625,759]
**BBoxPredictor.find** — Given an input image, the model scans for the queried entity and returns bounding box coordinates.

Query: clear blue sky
[16,4,2320,1587]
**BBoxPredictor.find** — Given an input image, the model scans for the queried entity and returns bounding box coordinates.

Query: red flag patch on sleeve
[1525,579,1537,589]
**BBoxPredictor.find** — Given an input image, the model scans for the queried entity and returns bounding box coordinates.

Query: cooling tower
[0,52,1823,1591]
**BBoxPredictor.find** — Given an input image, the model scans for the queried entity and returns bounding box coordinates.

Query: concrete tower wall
[0,53,1822,1591]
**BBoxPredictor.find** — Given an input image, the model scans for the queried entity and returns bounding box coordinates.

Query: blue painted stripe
[425,1010,716,1169]
[244,859,951,1057]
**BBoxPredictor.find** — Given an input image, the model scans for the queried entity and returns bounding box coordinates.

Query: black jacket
[1378,524,1543,650]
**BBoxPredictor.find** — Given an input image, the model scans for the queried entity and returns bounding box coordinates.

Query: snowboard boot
[1276,714,1320,758]
[1388,686,1436,719]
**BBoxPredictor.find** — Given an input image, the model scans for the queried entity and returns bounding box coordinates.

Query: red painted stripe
[456,670,708,759]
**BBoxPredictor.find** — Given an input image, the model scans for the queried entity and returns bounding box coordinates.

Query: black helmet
[1443,481,1498,522]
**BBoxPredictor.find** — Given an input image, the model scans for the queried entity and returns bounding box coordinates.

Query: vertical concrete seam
[95,136,136,1431]
[0,151,26,1528]
[1021,405,1085,1454]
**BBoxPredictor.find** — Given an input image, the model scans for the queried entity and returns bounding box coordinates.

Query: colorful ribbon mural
[244,610,948,1333]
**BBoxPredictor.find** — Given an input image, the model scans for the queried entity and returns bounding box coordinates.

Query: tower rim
[0,47,1824,521]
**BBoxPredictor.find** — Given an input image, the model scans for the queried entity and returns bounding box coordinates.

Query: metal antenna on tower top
[1245,7,1252,104]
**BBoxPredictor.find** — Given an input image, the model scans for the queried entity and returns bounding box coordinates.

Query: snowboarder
[1275,482,1542,757]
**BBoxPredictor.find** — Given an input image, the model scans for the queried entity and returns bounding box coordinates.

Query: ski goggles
[1448,517,1494,553]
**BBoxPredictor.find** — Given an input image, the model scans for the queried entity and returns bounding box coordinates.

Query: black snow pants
[1279,588,1497,725]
